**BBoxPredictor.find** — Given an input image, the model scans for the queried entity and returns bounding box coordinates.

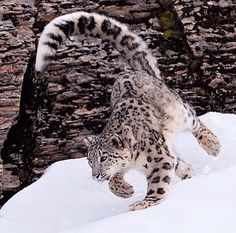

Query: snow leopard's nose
[92,172,109,182]
[92,168,100,180]
[92,173,100,181]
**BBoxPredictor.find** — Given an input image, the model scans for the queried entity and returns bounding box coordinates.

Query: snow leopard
[36,11,221,211]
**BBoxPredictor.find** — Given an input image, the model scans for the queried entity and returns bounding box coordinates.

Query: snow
[0,112,236,233]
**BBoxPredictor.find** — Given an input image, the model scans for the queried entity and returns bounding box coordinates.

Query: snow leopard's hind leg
[109,173,134,198]
[183,104,221,156]
[129,144,176,211]
[192,118,220,156]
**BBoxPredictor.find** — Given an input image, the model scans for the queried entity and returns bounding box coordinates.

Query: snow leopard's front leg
[129,147,176,211]
[175,157,193,180]
[109,172,134,198]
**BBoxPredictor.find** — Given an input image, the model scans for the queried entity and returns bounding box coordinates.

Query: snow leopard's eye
[100,156,108,163]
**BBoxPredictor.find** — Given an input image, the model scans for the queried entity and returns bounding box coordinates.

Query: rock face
[174,0,236,112]
[0,0,235,205]
[0,0,37,203]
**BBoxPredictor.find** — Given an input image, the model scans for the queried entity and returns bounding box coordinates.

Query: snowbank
[0,112,236,233]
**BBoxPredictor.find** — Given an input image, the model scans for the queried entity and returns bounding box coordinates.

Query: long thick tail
[35,11,161,79]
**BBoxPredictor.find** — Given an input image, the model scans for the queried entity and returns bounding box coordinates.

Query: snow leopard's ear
[84,136,95,146]
[108,134,124,149]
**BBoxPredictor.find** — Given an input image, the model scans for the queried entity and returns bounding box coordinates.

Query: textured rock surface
[0,0,235,206]
[0,0,37,202]
[174,0,236,112]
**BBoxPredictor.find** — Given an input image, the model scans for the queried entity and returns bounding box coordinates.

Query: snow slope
[0,112,236,233]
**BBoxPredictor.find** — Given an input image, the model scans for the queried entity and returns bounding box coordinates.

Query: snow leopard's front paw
[109,173,134,198]
[129,199,161,211]
[175,158,194,180]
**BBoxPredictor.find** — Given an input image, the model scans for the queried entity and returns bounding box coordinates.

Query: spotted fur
[35,11,160,79]
[36,12,221,211]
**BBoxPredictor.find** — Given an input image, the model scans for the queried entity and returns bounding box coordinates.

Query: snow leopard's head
[85,134,131,181]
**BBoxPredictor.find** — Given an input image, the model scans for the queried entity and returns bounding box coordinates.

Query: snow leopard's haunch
[35,11,161,79]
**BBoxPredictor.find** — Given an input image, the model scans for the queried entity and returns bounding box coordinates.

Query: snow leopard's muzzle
[92,170,110,182]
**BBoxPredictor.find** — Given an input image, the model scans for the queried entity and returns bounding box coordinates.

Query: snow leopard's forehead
[87,137,109,159]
